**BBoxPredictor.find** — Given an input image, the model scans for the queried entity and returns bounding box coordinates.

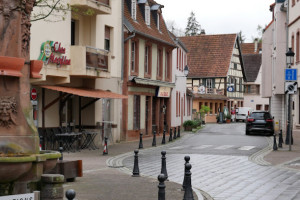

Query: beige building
[30,0,126,146]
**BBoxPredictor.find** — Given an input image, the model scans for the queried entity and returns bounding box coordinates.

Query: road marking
[214,145,235,150]
[238,146,256,151]
[192,145,213,149]
[169,145,186,150]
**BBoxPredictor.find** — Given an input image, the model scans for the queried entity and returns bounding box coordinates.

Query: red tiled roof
[180,34,238,78]
[241,43,262,54]
[124,0,175,47]
[41,86,128,99]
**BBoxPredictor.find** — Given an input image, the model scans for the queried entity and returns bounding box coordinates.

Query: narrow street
[121,123,300,200]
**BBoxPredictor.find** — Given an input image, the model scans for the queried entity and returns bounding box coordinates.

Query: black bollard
[139,132,143,149]
[132,149,140,177]
[278,129,283,148]
[65,189,76,200]
[162,129,166,144]
[182,155,190,191]
[152,131,157,147]
[173,127,177,139]
[103,137,108,155]
[59,147,63,161]
[158,174,166,200]
[273,133,278,151]
[161,151,168,180]
[183,163,194,200]
[177,126,181,138]
[169,128,173,142]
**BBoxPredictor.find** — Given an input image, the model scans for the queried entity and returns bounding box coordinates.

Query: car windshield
[250,112,271,120]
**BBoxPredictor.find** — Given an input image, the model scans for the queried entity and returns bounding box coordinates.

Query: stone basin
[0,151,61,183]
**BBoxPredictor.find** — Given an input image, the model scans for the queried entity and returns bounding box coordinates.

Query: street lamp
[175,65,189,81]
[286,48,295,66]
[285,48,295,150]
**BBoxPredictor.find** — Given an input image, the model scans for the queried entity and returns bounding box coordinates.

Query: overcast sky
[159,0,275,42]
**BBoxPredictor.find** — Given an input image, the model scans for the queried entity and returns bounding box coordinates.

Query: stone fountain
[0,0,60,195]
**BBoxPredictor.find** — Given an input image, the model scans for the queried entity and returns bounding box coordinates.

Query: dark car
[246,111,274,136]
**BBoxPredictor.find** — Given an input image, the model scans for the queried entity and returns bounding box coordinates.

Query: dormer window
[157,12,160,30]
[132,0,137,20]
[145,5,150,26]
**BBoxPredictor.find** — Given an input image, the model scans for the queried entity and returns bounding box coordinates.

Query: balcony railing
[70,0,111,15]
[86,46,109,71]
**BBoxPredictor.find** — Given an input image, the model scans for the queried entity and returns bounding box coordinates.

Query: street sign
[285,69,297,81]
[227,86,234,92]
[285,82,297,94]
[31,88,37,100]
[198,85,205,94]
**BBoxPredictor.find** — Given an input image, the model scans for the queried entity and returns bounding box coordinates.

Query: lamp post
[285,48,295,151]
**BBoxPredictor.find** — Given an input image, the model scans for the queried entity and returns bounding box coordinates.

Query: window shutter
[105,26,110,39]
[212,79,215,88]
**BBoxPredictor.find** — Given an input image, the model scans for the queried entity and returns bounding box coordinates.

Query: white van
[236,107,253,122]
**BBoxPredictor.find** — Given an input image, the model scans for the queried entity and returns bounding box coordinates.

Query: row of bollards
[132,149,194,200]
[138,126,181,150]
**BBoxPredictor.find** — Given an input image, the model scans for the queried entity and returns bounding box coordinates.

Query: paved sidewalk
[62,132,200,200]
[264,131,300,171]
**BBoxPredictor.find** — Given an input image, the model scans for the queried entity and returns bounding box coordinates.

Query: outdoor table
[56,132,82,152]
[81,131,98,150]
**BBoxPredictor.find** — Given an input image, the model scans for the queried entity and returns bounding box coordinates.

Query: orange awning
[41,85,127,99]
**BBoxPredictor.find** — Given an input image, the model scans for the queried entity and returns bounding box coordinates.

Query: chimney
[254,38,258,53]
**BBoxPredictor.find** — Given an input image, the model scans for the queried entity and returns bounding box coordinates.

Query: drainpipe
[121,0,125,81]
[124,32,136,42]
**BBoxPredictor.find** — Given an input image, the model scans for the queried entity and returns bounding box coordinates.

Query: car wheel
[246,130,250,135]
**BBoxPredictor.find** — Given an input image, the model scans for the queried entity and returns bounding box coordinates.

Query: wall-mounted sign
[38,41,71,66]
[227,86,234,92]
[0,193,34,200]
[157,87,171,98]
[198,85,205,94]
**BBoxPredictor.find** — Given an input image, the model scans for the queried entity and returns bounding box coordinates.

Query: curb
[248,136,272,166]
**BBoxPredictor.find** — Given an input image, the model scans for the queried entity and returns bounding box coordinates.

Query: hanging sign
[38,41,71,67]
[157,87,171,97]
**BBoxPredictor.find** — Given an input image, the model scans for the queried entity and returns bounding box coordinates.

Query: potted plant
[226,114,231,123]
[183,120,194,131]
[199,105,210,124]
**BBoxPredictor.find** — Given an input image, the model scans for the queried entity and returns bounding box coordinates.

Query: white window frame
[131,0,137,20]
[206,79,213,88]
[145,5,150,26]
[131,41,135,72]
[145,46,149,74]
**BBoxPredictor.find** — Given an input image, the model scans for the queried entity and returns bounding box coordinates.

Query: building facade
[169,33,193,129]
[181,34,245,123]
[122,0,176,140]
[30,0,126,144]
[242,42,269,111]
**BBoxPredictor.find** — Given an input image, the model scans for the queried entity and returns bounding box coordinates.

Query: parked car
[245,111,274,136]
[236,107,253,122]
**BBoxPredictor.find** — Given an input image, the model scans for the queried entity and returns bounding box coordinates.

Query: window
[292,0,295,6]
[265,105,269,111]
[184,93,186,116]
[157,12,160,30]
[177,48,179,69]
[165,51,171,81]
[105,26,110,51]
[234,63,237,70]
[179,93,181,117]
[145,5,150,26]
[210,103,213,114]
[144,44,151,78]
[131,41,135,72]
[176,92,178,117]
[239,78,243,92]
[206,79,213,94]
[131,0,137,20]
[256,85,260,95]
[145,46,149,74]
[297,32,300,63]
[292,35,295,54]
[256,104,262,110]
[157,48,163,79]
[133,95,140,130]
[199,102,203,110]
[131,39,139,75]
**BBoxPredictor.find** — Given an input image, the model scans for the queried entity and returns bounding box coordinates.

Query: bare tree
[185,11,201,36]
